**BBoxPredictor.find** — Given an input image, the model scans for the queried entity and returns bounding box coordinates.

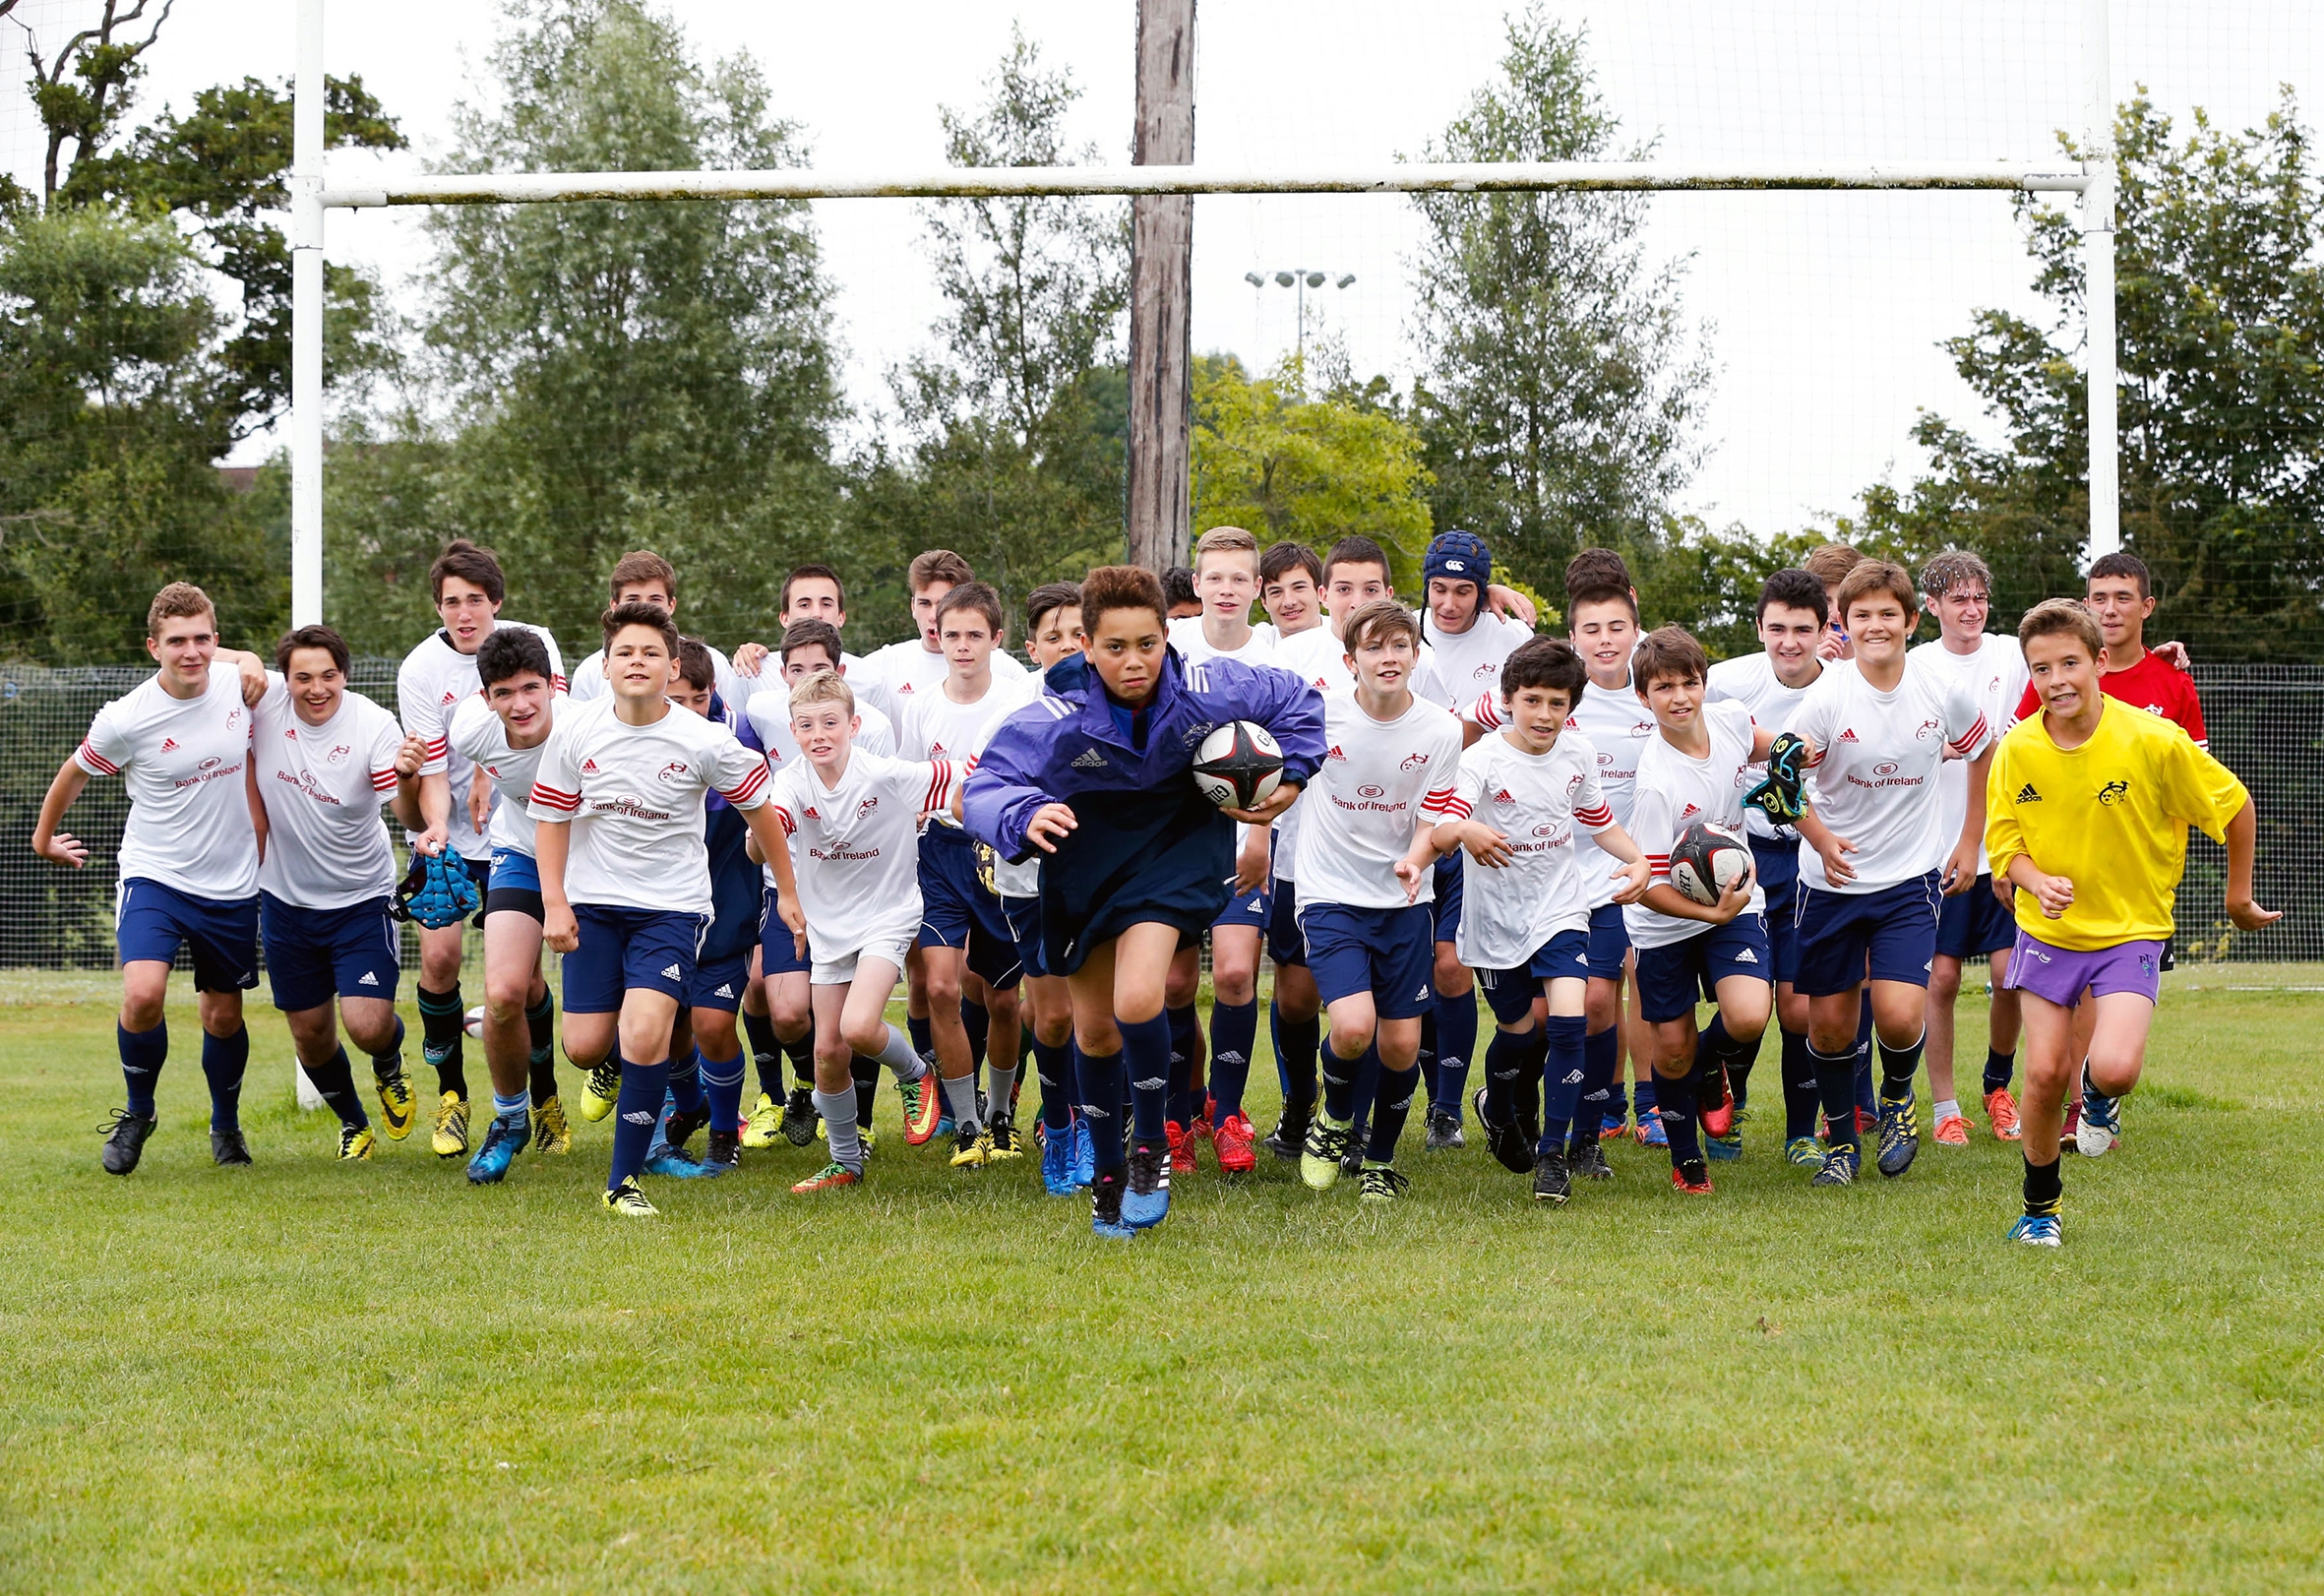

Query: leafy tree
[1191,350,1434,587]
[847,30,1129,636]
[1408,7,1710,596]
[1855,92,2324,659]
[407,0,841,652]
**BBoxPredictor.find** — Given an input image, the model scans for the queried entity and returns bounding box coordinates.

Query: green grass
[4,981,2322,1594]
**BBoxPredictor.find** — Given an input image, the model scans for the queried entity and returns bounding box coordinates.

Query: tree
[847,30,1130,633]
[1191,349,1434,586]
[1856,92,2324,659]
[1407,8,1711,597]
[409,0,841,651]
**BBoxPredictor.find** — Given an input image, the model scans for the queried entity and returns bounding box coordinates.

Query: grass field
[4,972,2322,1593]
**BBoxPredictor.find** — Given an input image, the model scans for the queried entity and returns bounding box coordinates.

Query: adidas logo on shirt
[581,759,599,773]
[1070,748,1107,769]
[2014,783,2042,804]
[357,971,378,987]
[1325,744,1347,762]
[1840,728,1860,743]
[660,963,681,980]
[1493,788,1516,805]
[160,737,178,753]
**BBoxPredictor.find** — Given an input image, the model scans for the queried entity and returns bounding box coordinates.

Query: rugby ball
[463,1005,485,1039]
[1669,821,1751,907]
[1192,720,1286,811]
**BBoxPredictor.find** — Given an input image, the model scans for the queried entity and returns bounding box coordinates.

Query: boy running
[528,603,797,1217]
[34,583,270,1174]
[1988,599,2273,1245]
[398,539,567,1157]
[250,624,408,1162]
[1436,638,1649,1204]
[1292,600,1465,1202]
[1786,561,1993,1189]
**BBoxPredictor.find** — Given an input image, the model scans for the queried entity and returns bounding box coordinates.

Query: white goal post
[283,0,2120,627]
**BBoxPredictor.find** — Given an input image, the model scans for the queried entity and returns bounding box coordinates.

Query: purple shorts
[1999,930,2164,1008]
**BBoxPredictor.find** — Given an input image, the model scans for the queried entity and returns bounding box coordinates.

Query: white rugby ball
[1191,720,1287,811]
[463,1005,485,1039]
[1669,822,1752,907]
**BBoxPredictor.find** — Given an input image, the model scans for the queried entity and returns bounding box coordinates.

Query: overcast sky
[5,0,2316,537]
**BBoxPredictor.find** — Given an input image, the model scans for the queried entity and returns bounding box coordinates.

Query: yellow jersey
[1985,700,2247,951]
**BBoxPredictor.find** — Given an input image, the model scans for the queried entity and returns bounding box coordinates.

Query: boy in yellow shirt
[1986,600,2277,1246]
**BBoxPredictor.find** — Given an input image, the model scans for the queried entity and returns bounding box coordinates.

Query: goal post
[283,0,2121,626]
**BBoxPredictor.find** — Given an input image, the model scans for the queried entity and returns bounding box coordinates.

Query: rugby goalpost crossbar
[283,0,2121,627]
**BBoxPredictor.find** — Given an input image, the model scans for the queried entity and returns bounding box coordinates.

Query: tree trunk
[1125,0,1195,573]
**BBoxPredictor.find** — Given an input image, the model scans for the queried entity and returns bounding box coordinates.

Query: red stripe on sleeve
[719,761,769,805]
[772,804,796,837]
[76,742,120,775]
[1573,803,1614,827]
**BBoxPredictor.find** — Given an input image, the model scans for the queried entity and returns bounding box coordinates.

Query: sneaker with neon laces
[1359,1161,1411,1203]
[1301,1111,1356,1191]
[1166,1119,1196,1181]
[1703,1128,1743,1162]
[1985,1087,2022,1141]
[2006,1211,2062,1247]
[1933,1111,1971,1146]
[2077,1072,2120,1157]
[1811,1144,1861,1187]
[531,1096,571,1154]
[602,1176,658,1216]
[1212,1112,1257,1174]
[1531,1148,1572,1206]
[337,1124,375,1161]
[1090,1170,1133,1238]
[897,1075,942,1145]
[1670,1158,1713,1196]
[1567,1139,1614,1182]
[1785,1136,1824,1169]
[1473,1087,1532,1174]
[1041,1120,1078,1195]
[1875,1092,1920,1178]
[99,1109,156,1176]
[1069,1117,1093,1187]
[1124,1140,1171,1228]
[949,1124,989,1169]
[374,1070,417,1140]
[986,1114,1023,1162]
[430,1093,469,1158]
[580,1060,620,1123]
[1637,1108,1669,1149]
[212,1128,253,1166]
[742,1092,781,1149]
[792,1160,861,1194]
[466,1112,529,1185]
[781,1086,819,1146]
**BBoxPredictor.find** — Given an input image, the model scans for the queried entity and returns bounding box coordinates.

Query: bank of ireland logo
[1358,784,1385,799]
[1872,760,1900,778]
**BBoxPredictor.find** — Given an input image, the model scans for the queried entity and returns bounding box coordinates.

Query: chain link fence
[0,658,2313,970]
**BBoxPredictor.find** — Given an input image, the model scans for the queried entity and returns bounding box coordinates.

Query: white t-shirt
[75,668,259,900]
[1623,700,1766,951]
[398,623,568,862]
[1705,650,1826,846]
[857,638,1026,722]
[1293,692,1464,910]
[1419,611,1531,709]
[450,692,562,858]
[1168,616,1280,668]
[1274,621,1451,706]
[525,697,771,916]
[1783,653,1991,893]
[1909,634,2026,876]
[1445,730,1617,970]
[569,640,760,706]
[251,679,403,907]
[767,750,958,961]
[1468,666,1657,908]
[745,693,895,888]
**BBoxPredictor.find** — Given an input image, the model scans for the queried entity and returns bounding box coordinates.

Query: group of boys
[38,522,2268,1241]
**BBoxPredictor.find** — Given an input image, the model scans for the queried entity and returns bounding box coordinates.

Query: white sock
[877,1023,926,1081]
[1934,1097,1960,1122]
[814,1089,862,1170]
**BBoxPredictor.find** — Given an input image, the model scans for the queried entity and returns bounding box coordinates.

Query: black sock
[2022,1152,2062,1216]
[1275,1010,1319,1121]
[1481,1025,1532,1128]
[1780,1029,1819,1142]
[962,997,990,1074]
[852,1052,880,1126]
[742,1005,778,1079]
[1368,1064,1419,1163]
[417,985,467,1099]
[307,1045,369,1130]
[369,1015,406,1083]
[1879,1029,1926,1102]
[782,1029,816,1095]
[1415,1007,1439,1117]
[1809,1041,1860,1151]
[525,991,558,1104]
[1984,1047,2016,1095]
[1654,1069,1702,1166]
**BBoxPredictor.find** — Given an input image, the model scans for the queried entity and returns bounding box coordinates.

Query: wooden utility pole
[1126,0,1195,573]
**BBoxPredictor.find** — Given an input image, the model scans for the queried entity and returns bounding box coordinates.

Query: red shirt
[2014,647,2207,747]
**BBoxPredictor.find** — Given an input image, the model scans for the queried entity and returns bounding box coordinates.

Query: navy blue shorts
[1213,878,1271,933]
[758,886,810,977]
[1002,893,1049,981]
[1266,878,1306,968]
[485,847,543,921]
[917,827,1012,949]
[1794,871,1942,998]
[686,949,751,1012]
[1769,877,1804,987]
[116,877,257,994]
[260,891,397,1013]
[563,903,707,1014]
[1301,901,1436,1019]
[1936,873,2016,960]
[1432,852,1464,944]
[1477,929,1591,1024]
[1634,914,1773,1023]
[1584,900,1629,982]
